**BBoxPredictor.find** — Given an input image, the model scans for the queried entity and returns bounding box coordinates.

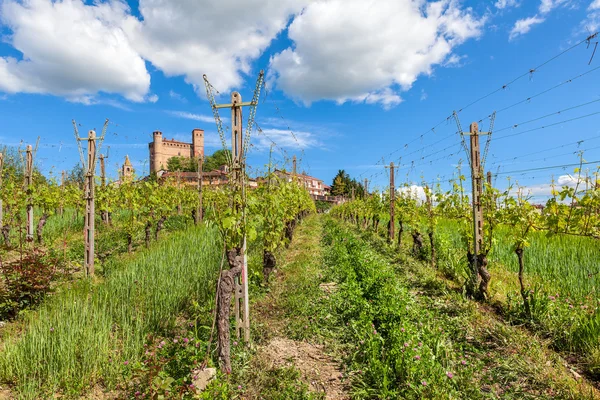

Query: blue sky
[0,0,599,201]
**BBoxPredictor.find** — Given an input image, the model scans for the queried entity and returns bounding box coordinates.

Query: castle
[149,129,204,173]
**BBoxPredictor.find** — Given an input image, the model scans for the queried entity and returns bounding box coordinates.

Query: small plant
[0,250,63,319]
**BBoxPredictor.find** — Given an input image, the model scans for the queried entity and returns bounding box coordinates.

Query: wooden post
[292,155,297,180]
[25,145,34,241]
[84,130,97,276]
[486,171,492,187]
[351,186,355,201]
[99,155,107,187]
[196,155,204,224]
[469,123,484,272]
[0,153,3,229]
[230,91,250,343]
[388,162,395,242]
[59,170,66,216]
[364,178,368,195]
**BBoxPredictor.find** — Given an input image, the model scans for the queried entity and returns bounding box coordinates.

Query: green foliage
[0,251,66,319]
[166,156,198,172]
[203,149,231,172]
[330,170,364,197]
[66,163,85,188]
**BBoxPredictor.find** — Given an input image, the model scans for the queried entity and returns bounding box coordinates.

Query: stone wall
[149,129,205,173]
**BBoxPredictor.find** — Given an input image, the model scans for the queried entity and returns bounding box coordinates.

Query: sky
[0,0,599,201]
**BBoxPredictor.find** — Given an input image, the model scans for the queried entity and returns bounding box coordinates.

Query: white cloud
[122,0,306,95]
[253,128,320,150]
[539,0,570,14]
[507,0,572,40]
[268,0,484,108]
[509,16,545,40]
[0,0,150,101]
[495,0,519,9]
[169,90,187,103]
[581,1,600,31]
[363,88,403,110]
[166,111,217,123]
[398,185,427,202]
[0,0,305,102]
[513,174,584,197]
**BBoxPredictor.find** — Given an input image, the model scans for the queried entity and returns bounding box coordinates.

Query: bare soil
[256,337,348,400]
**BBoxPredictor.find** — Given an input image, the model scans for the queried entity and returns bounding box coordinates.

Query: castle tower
[192,128,204,158]
[122,155,134,181]
[149,131,163,173]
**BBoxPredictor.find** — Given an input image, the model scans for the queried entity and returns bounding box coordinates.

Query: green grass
[325,218,599,399]
[0,222,221,399]
[435,219,599,300]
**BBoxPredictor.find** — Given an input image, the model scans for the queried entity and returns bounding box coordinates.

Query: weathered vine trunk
[466,252,491,301]
[155,216,167,240]
[127,234,133,253]
[217,248,243,373]
[515,248,530,317]
[145,221,152,248]
[36,213,49,245]
[101,210,109,225]
[285,219,296,247]
[428,231,436,268]
[263,249,276,283]
[398,221,404,248]
[411,231,423,258]
[2,224,10,247]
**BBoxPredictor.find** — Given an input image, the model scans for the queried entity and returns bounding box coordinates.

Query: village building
[274,169,326,196]
[156,165,259,188]
[121,155,134,181]
[149,129,204,174]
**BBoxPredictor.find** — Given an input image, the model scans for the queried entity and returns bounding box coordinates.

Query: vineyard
[1,8,600,399]
[1,137,599,399]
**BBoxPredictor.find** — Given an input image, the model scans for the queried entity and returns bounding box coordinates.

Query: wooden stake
[0,153,3,229]
[388,162,395,242]
[230,91,250,343]
[292,155,297,180]
[469,123,484,259]
[196,155,204,224]
[84,130,97,276]
[99,154,106,187]
[25,145,34,241]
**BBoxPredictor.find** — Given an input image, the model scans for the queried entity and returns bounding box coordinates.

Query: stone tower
[192,128,204,158]
[122,155,134,181]
[149,129,205,173]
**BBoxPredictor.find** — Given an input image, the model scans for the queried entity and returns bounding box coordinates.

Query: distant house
[157,165,258,188]
[274,169,326,196]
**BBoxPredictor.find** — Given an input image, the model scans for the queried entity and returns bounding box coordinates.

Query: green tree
[330,170,364,197]
[166,156,197,172]
[66,163,85,188]
[203,149,231,172]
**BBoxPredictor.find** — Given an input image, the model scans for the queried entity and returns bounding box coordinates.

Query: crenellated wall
[149,129,205,173]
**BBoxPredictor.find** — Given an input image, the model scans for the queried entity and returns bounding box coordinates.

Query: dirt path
[246,215,349,400]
